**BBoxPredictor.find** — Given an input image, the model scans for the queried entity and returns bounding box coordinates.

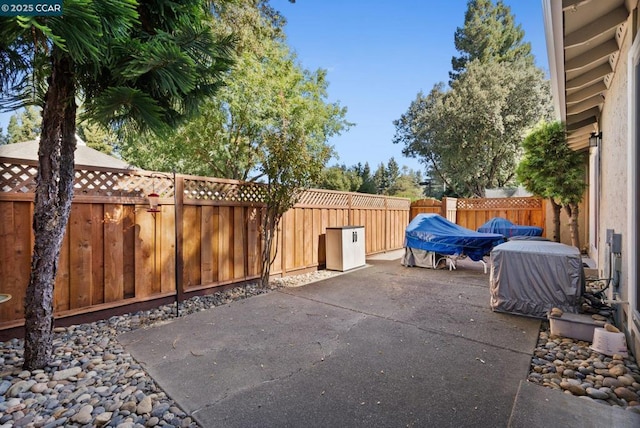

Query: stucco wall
[599,29,630,296]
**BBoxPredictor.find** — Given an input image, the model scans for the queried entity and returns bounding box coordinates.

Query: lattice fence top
[75,169,175,198]
[457,197,542,210]
[296,189,350,207]
[295,190,410,210]
[1,159,174,198]
[2,159,411,209]
[386,197,411,210]
[1,161,38,193]
[183,178,265,203]
[351,193,386,209]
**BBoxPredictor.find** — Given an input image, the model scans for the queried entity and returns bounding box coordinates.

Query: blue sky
[270,0,550,174]
[1,1,550,176]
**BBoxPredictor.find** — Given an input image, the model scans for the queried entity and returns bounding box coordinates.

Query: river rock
[7,380,36,397]
[586,387,609,400]
[609,365,626,377]
[603,377,623,388]
[561,382,587,396]
[95,411,113,426]
[52,367,82,381]
[614,387,639,402]
[71,404,93,424]
[137,395,153,414]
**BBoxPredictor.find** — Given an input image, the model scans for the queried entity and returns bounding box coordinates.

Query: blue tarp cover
[477,217,543,237]
[478,217,542,238]
[405,214,504,261]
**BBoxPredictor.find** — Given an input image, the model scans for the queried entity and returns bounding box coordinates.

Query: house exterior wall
[599,28,629,276]
[626,12,640,359]
[598,15,638,356]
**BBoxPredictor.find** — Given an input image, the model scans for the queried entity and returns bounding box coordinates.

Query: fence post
[174,175,184,309]
[384,196,388,252]
[442,197,457,223]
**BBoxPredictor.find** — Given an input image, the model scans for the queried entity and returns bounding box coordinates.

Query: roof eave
[543,0,566,122]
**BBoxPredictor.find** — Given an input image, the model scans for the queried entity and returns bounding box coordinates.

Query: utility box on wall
[325,226,366,272]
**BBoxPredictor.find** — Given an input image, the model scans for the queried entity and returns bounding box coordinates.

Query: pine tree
[450,0,532,83]
[6,106,41,143]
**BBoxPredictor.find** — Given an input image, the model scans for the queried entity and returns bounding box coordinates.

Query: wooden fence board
[211,207,220,282]
[104,204,124,303]
[0,202,14,322]
[134,209,156,298]
[247,207,260,277]
[0,202,31,322]
[122,205,135,299]
[311,208,321,265]
[328,209,337,227]
[217,206,231,283]
[160,206,176,294]
[318,209,329,266]
[283,209,294,272]
[200,206,215,284]
[54,228,70,312]
[91,204,105,305]
[69,204,94,309]
[233,207,245,280]
[183,206,202,288]
[303,208,313,267]
[293,208,303,268]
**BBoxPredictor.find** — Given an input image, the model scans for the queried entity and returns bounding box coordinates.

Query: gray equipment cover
[402,247,446,269]
[489,240,584,318]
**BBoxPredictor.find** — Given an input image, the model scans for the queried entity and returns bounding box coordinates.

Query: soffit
[559,0,633,150]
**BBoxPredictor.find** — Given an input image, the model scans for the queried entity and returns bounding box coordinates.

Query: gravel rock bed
[0,271,338,428]
[527,321,640,414]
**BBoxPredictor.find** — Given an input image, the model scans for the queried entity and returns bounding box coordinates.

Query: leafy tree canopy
[516,121,586,246]
[317,164,363,192]
[394,0,550,198]
[517,121,586,206]
[316,159,424,199]
[394,59,551,197]
[121,0,349,181]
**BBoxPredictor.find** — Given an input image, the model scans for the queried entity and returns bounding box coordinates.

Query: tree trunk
[23,51,77,370]
[260,217,273,288]
[549,198,561,242]
[564,203,581,250]
[260,206,280,288]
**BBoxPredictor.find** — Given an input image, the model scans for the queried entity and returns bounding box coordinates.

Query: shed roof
[0,136,133,170]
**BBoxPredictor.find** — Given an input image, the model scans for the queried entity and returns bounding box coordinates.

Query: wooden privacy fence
[410,196,546,232]
[0,158,409,332]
